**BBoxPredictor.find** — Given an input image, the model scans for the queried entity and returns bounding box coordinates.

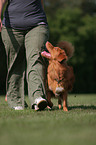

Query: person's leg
[25,25,49,109]
[1,26,25,109]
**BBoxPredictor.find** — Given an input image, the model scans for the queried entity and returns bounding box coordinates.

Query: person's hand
[0,18,2,32]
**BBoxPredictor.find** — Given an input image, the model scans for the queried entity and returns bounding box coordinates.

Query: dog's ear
[41,51,51,59]
[57,51,68,62]
[46,41,54,50]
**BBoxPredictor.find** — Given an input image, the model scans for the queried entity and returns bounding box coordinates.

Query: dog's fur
[41,41,75,111]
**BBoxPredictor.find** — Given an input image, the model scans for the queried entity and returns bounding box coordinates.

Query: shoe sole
[37,100,47,110]
[13,106,23,110]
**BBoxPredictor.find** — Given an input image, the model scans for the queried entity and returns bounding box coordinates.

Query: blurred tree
[48,8,82,44]
[0,2,7,95]
[0,34,7,95]
[45,0,96,16]
[0,1,96,94]
[81,0,96,15]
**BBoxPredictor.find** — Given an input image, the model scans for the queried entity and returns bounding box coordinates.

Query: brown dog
[41,41,75,111]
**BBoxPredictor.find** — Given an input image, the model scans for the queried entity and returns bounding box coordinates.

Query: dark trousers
[1,25,49,108]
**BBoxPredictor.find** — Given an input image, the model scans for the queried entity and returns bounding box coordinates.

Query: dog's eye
[55,47,57,50]
[60,59,66,64]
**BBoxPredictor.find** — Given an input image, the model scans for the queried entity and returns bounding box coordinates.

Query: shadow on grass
[68,105,96,111]
[46,105,96,111]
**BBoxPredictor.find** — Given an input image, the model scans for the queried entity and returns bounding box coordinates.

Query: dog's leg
[47,91,53,109]
[62,92,68,111]
[58,98,62,109]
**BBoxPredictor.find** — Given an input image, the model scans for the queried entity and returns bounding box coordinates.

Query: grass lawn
[0,94,96,145]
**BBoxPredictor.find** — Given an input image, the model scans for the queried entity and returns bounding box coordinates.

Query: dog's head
[41,41,68,62]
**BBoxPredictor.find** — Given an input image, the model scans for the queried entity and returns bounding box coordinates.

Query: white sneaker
[34,105,39,111]
[13,106,23,110]
[34,97,47,111]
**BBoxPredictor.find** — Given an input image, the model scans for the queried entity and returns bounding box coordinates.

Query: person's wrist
[0,17,2,22]
[0,19,2,32]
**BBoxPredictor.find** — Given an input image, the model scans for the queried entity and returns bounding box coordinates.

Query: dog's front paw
[63,107,68,111]
[58,104,62,109]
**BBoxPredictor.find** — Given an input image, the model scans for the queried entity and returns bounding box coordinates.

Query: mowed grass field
[0,94,96,145]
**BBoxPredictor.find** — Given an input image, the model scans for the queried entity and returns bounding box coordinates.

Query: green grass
[0,94,96,145]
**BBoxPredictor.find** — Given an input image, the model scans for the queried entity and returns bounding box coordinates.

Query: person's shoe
[34,105,39,111]
[13,106,23,110]
[34,97,47,111]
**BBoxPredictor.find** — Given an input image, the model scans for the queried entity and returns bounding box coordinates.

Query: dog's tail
[57,41,74,59]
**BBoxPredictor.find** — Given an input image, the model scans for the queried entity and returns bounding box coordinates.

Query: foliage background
[0,0,96,94]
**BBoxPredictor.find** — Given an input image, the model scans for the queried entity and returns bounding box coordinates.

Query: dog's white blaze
[55,87,64,94]
[49,86,52,91]
[55,87,64,97]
